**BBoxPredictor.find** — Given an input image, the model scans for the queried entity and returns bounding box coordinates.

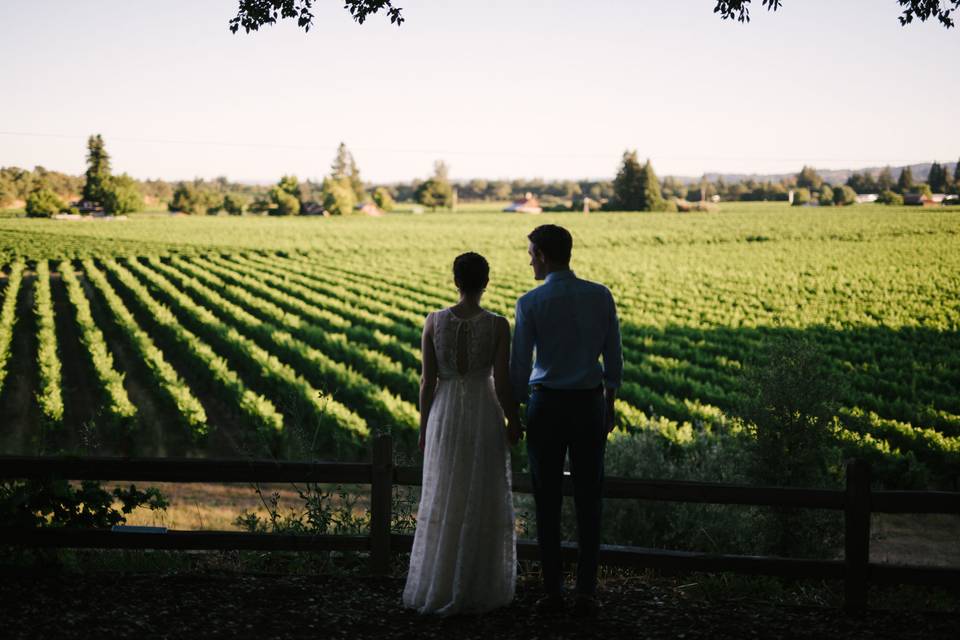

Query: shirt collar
[544,269,575,284]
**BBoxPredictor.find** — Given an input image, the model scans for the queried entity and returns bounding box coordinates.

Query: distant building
[356,202,385,216]
[903,193,940,207]
[855,193,878,204]
[503,192,542,214]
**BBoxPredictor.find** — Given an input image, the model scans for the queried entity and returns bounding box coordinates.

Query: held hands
[506,418,524,446]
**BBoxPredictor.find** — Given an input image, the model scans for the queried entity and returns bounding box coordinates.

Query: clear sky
[1,0,957,183]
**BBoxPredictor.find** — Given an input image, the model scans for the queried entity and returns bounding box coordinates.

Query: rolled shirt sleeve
[509,298,535,402]
[602,290,623,389]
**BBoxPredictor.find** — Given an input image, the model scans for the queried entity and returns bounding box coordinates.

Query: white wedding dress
[402,308,516,615]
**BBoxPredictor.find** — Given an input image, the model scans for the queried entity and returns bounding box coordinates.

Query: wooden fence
[1,434,958,611]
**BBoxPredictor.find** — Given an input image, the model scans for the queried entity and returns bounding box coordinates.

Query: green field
[0,203,958,487]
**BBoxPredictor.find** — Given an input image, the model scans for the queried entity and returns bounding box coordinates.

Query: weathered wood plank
[0,456,371,484]
[0,528,370,552]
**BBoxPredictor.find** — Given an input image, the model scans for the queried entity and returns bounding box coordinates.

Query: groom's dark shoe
[571,594,600,619]
[534,593,566,615]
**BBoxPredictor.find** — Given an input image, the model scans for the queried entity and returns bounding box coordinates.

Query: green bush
[818,185,834,206]
[168,181,222,215]
[735,335,844,557]
[222,193,249,215]
[269,186,301,216]
[791,188,810,206]
[876,190,903,205]
[372,186,395,212]
[102,173,144,214]
[25,188,65,218]
[322,177,356,216]
[0,478,167,529]
[415,178,453,210]
[833,185,858,206]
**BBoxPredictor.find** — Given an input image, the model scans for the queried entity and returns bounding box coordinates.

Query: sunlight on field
[1,203,958,489]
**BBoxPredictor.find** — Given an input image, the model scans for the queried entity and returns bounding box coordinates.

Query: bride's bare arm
[493,316,523,443]
[418,312,439,451]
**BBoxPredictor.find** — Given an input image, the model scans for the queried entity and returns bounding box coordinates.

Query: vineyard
[0,203,958,487]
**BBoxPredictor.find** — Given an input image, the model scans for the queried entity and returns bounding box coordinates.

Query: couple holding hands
[403,224,623,619]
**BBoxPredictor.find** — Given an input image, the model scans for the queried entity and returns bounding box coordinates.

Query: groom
[510,224,623,618]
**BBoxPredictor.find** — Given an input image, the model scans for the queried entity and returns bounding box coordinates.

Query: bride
[402,252,523,615]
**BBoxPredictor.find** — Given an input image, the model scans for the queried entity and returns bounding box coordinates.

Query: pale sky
[1,0,958,183]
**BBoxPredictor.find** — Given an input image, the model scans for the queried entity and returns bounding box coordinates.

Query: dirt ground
[0,570,955,640]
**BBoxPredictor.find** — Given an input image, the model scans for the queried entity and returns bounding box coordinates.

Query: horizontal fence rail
[1,435,958,611]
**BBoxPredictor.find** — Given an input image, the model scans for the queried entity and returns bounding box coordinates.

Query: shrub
[876,190,903,205]
[24,188,65,218]
[371,186,395,212]
[833,185,858,206]
[269,186,301,216]
[102,173,144,214]
[818,185,834,206]
[791,188,810,206]
[0,478,167,529]
[222,193,249,215]
[168,181,222,215]
[734,335,844,557]
[321,177,356,216]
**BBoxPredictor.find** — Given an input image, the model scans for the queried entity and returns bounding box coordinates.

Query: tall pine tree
[83,134,111,203]
[897,166,914,193]
[877,166,894,192]
[612,151,665,211]
[330,142,366,202]
[928,162,945,192]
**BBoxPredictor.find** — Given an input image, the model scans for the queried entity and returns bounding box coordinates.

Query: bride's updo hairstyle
[453,252,489,296]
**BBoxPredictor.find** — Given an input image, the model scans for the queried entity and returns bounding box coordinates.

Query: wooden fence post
[370,434,394,575]
[844,459,871,612]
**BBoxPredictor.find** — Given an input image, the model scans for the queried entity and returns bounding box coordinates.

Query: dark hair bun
[453,252,489,295]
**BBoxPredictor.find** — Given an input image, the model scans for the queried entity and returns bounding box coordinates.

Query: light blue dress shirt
[510,269,623,400]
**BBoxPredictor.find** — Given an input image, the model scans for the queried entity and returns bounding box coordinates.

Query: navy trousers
[525,386,606,596]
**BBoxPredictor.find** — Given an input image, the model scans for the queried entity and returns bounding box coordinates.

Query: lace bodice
[432,308,499,379]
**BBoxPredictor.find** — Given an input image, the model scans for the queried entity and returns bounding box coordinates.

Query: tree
[896,166,914,193]
[817,185,834,206]
[796,166,822,190]
[611,151,666,211]
[371,186,395,212]
[329,143,366,202]
[928,162,946,193]
[83,134,111,204]
[232,0,960,33]
[321,176,356,215]
[876,190,904,205]
[833,185,858,206]
[222,193,250,215]
[954,157,960,187]
[102,174,144,214]
[230,0,404,33]
[25,188,65,218]
[415,161,454,210]
[168,180,222,215]
[713,0,960,28]
[877,166,894,192]
[265,175,302,215]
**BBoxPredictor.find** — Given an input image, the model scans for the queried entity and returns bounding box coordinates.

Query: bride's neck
[456,293,483,310]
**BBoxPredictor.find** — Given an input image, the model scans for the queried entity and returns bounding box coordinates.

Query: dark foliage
[715,0,960,28]
[0,478,167,529]
[230,0,403,34]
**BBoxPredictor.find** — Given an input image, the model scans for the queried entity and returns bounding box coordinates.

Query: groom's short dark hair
[528,225,572,265]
